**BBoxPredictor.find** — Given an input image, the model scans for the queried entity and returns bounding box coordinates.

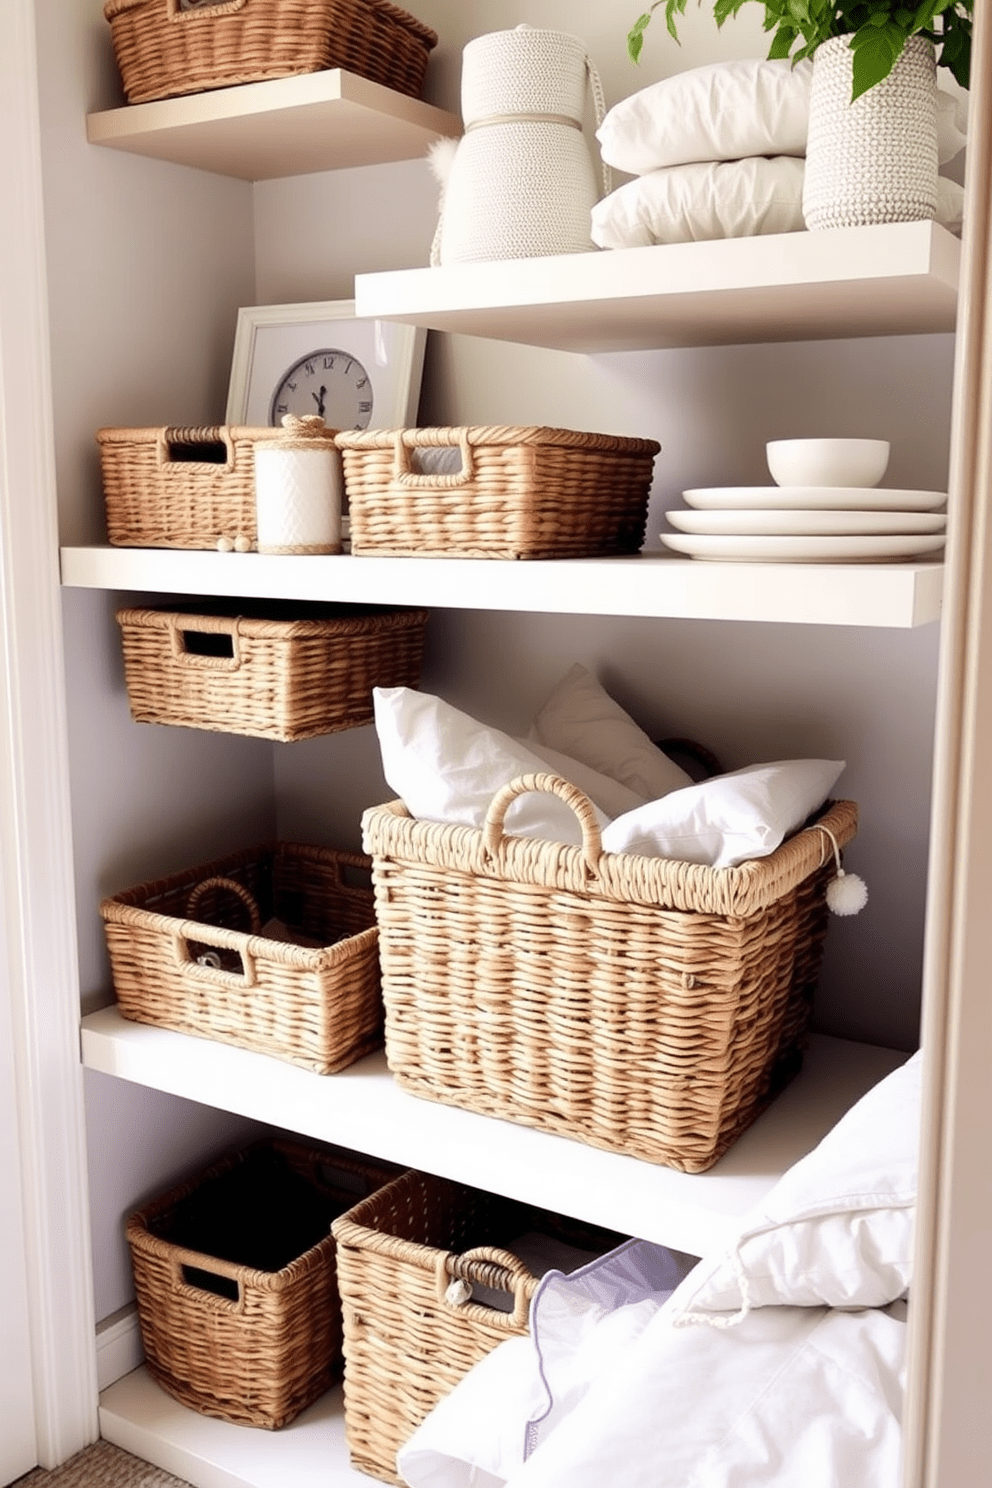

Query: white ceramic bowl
[766,438,891,489]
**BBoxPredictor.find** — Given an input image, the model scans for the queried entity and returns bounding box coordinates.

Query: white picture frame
[225,299,426,430]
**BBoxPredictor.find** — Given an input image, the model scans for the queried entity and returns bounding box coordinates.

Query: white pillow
[514,738,647,820]
[937,86,967,165]
[529,664,693,801]
[597,58,812,175]
[592,157,806,249]
[674,1051,919,1319]
[592,159,965,250]
[600,758,845,869]
[373,687,613,847]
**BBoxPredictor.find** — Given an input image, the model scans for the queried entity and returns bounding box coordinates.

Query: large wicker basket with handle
[102,841,383,1072]
[362,775,858,1173]
[127,1138,400,1429]
[336,425,660,559]
[104,0,439,105]
[331,1167,624,1483]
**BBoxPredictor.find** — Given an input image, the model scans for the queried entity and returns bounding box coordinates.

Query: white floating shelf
[59,546,943,628]
[82,1009,905,1261]
[101,1372,366,1488]
[86,70,461,180]
[355,220,960,353]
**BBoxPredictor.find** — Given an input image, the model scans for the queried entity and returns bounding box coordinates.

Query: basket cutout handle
[483,773,602,879]
[158,426,235,470]
[175,879,261,987]
[168,614,244,671]
[166,0,249,25]
[391,429,475,488]
[168,1246,247,1314]
[436,1245,533,1329]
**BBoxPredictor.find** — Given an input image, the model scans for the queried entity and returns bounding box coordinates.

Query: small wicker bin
[104,0,438,105]
[363,775,858,1174]
[331,1167,624,1483]
[102,841,383,1072]
[98,425,282,550]
[336,425,661,559]
[127,1138,399,1428]
[115,603,429,741]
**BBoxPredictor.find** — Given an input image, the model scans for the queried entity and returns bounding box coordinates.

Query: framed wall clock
[225,299,426,431]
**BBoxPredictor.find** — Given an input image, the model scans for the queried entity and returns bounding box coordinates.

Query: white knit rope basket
[433,26,609,265]
[803,33,938,231]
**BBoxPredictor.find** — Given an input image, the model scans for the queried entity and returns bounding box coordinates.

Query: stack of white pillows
[591,57,967,249]
[373,662,846,870]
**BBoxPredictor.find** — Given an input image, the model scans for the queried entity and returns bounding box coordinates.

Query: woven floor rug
[16,1441,191,1488]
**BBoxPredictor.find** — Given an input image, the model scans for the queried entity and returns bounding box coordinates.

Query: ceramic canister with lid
[253,414,343,554]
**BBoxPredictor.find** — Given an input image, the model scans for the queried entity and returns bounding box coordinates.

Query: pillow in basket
[529,664,693,802]
[373,687,643,846]
[600,757,846,869]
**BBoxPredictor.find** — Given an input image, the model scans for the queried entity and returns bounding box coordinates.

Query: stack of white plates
[661,486,948,563]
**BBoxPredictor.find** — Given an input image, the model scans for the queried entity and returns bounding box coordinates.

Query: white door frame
[0,0,98,1468]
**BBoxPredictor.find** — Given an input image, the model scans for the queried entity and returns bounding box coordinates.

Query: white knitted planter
[434,26,606,264]
[803,34,938,231]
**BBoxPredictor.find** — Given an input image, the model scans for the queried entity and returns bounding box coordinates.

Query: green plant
[627,1,972,100]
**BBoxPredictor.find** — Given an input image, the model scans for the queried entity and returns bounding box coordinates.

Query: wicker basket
[362,775,858,1173]
[335,425,660,559]
[98,425,284,549]
[115,603,430,741]
[102,841,383,1072]
[127,1138,400,1428]
[331,1168,624,1483]
[104,0,438,105]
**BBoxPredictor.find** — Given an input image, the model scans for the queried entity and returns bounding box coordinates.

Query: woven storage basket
[104,0,438,105]
[102,841,383,1072]
[127,1138,400,1428]
[115,603,429,741]
[336,425,660,559]
[363,776,859,1173]
[331,1168,624,1483]
[98,425,285,549]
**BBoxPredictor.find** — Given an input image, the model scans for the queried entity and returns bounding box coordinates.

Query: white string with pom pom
[812,823,869,916]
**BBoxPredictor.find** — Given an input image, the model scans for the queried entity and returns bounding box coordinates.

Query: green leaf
[850,29,897,98]
[627,29,645,62]
[768,21,798,55]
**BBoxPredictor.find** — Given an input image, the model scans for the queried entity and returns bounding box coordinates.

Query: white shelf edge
[59,547,943,628]
[81,1007,906,1260]
[86,70,461,180]
[100,1370,368,1488]
[355,220,960,353]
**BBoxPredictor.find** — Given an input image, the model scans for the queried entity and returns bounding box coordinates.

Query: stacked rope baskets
[432,26,610,264]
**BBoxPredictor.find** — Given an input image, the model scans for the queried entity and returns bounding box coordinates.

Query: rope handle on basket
[585,50,612,197]
[186,876,262,934]
[483,772,602,879]
[167,613,244,670]
[436,1245,533,1328]
[391,428,476,488]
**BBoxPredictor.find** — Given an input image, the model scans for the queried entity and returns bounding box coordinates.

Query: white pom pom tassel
[814,824,868,917]
[826,870,869,916]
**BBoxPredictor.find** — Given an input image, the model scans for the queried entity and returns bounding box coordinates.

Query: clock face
[269,347,374,430]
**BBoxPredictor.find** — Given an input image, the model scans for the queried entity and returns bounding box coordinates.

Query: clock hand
[312,385,327,417]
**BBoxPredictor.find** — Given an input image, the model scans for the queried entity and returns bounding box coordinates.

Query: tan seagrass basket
[115,603,430,741]
[102,841,383,1072]
[104,0,438,105]
[336,425,660,559]
[98,425,282,549]
[331,1168,624,1483]
[127,1138,400,1428]
[363,776,858,1174]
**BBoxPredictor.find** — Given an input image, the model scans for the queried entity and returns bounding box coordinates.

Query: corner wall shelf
[86,69,461,180]
[354,220,960,353]
[59,546,943,629]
